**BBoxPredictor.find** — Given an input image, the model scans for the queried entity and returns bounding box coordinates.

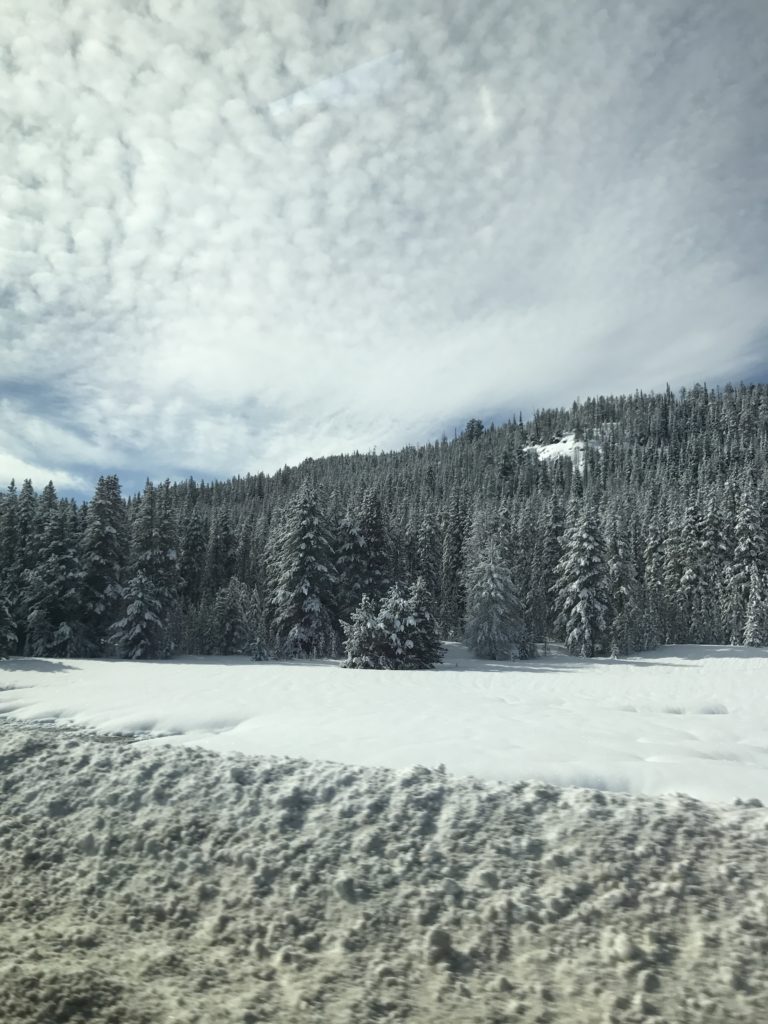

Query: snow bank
[1,722,766,1024]
[2,644,768,803]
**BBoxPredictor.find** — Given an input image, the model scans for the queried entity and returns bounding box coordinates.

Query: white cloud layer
[1,0,767,493]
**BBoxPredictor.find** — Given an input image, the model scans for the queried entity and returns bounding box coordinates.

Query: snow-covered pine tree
[728,488,766,641]
[244,584,270,661]
[23,497,84,658]
[179,503,208,608]
[113,480,178,659]
[606,509,640,657]
[374,586,416,669]
[0,591,17,658]
[268,484,339,658]
[204,506,237,597]
[80,475,127,655]
[208,578,250,655]
[336,489,391,618]
[109,570,165,659]
[440,492,468,638]
[405,575,443,668]
[743,563,767,647]
[343,578,442,670]
[464,539,524,659]
[552,500,610,657]
[342,594,382,668]
[415,509,441,606]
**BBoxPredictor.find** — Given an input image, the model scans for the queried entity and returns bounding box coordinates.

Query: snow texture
[1,722,766,1024]
[2,644,768,804]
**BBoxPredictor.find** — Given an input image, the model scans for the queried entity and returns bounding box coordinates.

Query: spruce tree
[109,571,165,660]
[23,499,83,658]
[80,475,127,655]
[743,564,767,647]
[405,575,443,667]
[464,539,524,659]
[0,592,17,658]
[553,502,610,657]
[268,485,339,658]
[342,594,382,668]
[209,578,250,655]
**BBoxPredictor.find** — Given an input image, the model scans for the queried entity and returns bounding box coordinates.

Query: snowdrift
[2,722,767,1024]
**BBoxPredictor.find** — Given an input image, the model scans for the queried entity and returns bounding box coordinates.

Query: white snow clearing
[525,432,600,470]
[1,723,767,1024]
[2,643,768,804]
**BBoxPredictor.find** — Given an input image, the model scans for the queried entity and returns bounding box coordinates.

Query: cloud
[1,0,767,495]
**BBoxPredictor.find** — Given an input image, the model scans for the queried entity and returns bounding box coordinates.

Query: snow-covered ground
[2,723,767,1024]
[2,643,768,804]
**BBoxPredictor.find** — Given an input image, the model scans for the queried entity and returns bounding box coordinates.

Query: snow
[2,723,768,1024]
[2,642,768,804]
[526,431,601,471]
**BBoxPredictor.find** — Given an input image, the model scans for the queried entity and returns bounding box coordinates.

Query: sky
[1,0,768,499]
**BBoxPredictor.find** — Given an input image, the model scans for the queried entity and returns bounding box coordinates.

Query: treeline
[1,381,768,663]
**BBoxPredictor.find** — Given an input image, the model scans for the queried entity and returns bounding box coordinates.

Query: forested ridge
[2,381,768,663]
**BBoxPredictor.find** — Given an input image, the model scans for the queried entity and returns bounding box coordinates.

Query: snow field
[1,723,767,1024]
[2,643,768,804]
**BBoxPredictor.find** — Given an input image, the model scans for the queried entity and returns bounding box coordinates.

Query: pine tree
[204,507,237,596]
[268,485,339,658]
[208,578,250,655]
[23,499,83,658]
[728,489,766,641]
[244,585,270,661]
[109,571,165,660]
[342,594,382,668]
[80,475,127,655]
[179,504,208,607]
[405,575,443,667]
[336,489,390,618]
[343,581,443,670]
[606,511,640,657]
[464,540,524,659]
[0,592,17,658]
[440,492,467,638]
[374,586,417,669]
[114,481,178,659]
[743,564,767,647]
[553,502,610,657]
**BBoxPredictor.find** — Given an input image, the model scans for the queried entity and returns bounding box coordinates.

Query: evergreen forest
[2,382,768,664]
